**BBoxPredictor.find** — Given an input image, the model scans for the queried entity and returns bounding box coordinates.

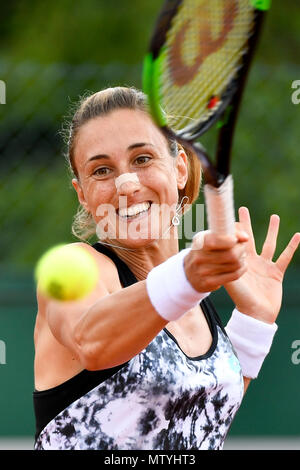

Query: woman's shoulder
[66,241,123,294]
[35,242,122,310]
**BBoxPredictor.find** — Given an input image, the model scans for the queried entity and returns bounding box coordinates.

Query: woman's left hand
[224,207,300,324]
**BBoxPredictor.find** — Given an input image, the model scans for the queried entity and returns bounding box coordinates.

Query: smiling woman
[65,87,201,243]
[33,86,300,451]
[71,110,191,248]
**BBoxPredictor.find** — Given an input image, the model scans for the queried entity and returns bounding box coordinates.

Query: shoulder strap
[92,244,226,334]
[201,296,227,336]
[92,243,138,288]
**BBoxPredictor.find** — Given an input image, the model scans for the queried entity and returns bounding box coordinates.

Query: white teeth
[119,202,150,218]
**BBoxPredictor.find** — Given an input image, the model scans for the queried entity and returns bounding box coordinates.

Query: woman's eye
[93,167,111,177]
[135,155,151,165]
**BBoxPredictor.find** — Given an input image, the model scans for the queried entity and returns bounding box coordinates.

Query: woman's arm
[224,207,300,386]
[44,233,249,371]
[71,280,166,370]
[243,377,251,394]
[44,252,166,371]
[225,207,299,325]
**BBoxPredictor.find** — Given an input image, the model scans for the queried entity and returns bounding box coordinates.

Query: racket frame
[143,0,271,235]
[143,0,270,187]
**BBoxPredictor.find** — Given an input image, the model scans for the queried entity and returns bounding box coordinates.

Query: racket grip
[204,175,235,235]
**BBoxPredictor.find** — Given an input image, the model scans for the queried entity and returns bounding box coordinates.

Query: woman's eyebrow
[85,154,110,166]
[86,143,155,166]
[127,142,155,151]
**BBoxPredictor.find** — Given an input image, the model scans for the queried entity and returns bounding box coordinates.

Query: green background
[0,0,299,443]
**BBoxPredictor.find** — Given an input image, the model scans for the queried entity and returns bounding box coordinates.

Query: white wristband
[146,248,210,322]
[225,308,278,379]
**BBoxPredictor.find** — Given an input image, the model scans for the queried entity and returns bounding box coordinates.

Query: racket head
[143,0,271,182]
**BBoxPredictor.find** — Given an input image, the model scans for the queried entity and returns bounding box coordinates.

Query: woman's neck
[99,228,180,281]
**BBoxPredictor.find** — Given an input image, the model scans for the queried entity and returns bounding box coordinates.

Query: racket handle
[204,175,235,235]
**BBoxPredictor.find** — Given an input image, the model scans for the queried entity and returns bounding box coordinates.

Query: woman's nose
[115,173,141,195]
[117,180,141,195]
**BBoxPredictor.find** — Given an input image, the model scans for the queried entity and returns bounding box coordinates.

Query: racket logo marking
[169,0,238,87]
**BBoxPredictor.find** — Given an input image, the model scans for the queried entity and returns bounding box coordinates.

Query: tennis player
[33,87,299,450]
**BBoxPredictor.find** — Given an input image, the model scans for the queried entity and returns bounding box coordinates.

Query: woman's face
[72,108,188,248]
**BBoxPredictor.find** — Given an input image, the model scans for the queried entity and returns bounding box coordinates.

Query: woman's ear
[175,148,189,190]
[72,178,90,212]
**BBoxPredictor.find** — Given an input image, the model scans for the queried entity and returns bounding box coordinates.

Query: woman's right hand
[183,229,249,293]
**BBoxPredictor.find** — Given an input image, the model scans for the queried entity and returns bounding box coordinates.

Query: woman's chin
[95,202,178,249]
[108,236,160,250]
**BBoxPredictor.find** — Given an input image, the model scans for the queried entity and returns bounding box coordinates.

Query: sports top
[33,243,244,450]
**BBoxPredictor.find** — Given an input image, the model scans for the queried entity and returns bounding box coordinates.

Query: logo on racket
[169,0,238,86]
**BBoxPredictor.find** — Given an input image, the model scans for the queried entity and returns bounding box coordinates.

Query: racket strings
[170,47,244,131]
[166,17,248,121]
[159,0,255,132]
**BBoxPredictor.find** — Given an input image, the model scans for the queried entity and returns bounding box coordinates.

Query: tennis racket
[143,0,271,236]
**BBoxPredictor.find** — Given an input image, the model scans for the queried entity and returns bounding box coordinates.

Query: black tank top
[33,243,243,450]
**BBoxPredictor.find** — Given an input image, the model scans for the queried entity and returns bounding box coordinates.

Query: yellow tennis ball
[35,244,99,301]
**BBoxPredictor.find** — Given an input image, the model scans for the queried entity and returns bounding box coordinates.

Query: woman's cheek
[141,166,178,201]
[86,181,114,216]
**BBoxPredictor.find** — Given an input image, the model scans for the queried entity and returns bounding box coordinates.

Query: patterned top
[34,244,244,450]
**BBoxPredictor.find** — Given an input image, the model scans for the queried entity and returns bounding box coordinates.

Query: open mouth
[117,201,152,220]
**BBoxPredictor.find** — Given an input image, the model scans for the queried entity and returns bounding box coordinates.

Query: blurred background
[0,0,299,450]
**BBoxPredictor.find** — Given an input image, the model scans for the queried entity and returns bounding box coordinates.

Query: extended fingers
[276,232,300,274]
[261,214,280,260]
[238,206,256,253]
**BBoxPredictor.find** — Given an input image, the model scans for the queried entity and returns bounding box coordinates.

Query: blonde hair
[63,86,201,241]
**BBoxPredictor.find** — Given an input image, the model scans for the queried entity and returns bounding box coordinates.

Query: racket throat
[204,175,236,236]
[184,140,222,187]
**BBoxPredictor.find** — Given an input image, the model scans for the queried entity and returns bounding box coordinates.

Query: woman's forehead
[75,108,168,161]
